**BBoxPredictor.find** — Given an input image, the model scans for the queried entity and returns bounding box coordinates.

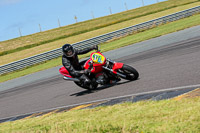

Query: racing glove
[92,45,98,50]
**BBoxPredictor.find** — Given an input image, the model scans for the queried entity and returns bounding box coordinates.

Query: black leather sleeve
[76,46,94,55]
[62,56,84,77]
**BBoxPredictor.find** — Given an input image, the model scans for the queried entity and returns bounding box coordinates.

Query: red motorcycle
[59,48,139,90]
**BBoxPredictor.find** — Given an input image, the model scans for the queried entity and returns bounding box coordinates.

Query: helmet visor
[66,50,73,56]
[64,48,75,57]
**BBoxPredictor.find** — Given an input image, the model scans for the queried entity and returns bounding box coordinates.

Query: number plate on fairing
[91,53,105,64]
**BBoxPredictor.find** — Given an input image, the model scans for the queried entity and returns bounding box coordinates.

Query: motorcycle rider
[62,44,98,86]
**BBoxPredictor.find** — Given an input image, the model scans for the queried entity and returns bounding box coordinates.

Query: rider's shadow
[70,80,132,96]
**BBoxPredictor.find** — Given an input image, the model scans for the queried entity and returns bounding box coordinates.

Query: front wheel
[118,64,139,81]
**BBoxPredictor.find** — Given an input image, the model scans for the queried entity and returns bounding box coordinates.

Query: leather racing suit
[62,46,95,83]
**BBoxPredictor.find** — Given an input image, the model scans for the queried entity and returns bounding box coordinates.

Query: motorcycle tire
[118,64,139,81]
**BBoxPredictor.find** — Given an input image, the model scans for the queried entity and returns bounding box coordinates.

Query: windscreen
[91,53,105,64]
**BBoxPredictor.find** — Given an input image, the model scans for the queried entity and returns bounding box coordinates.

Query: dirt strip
[173,88,200,101]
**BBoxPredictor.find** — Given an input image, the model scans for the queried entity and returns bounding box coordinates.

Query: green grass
[0,0,199,56]
[1,14,200,83]
[0,97,199,132]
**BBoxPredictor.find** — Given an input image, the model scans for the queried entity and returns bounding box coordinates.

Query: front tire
[118,64,139,81]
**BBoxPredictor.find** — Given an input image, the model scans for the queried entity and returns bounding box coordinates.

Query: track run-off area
[0,25,200,120]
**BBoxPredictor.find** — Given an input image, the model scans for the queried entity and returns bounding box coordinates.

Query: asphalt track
[0,26,200,119]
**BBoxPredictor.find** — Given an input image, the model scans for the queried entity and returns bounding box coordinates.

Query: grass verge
[0,97,199,132]
[0,14,200,83]
[0,0,199,56]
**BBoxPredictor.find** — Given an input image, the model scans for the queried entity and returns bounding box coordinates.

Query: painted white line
[1,84,200,121]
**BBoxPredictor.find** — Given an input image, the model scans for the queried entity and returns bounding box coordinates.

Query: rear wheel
[117,64,139,81]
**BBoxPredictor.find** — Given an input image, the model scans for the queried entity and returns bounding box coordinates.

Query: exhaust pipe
[63,76,80,82]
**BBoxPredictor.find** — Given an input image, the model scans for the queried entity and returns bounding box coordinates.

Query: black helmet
[62,44,75,57]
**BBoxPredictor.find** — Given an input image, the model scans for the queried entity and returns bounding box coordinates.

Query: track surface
[0,26,200,119]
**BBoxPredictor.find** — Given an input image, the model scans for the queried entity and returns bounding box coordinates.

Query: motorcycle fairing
[83,52,107,74]
[112,62,124,74]
[59,66,73,78]
[84,59,103,73]
[90,52,106,64]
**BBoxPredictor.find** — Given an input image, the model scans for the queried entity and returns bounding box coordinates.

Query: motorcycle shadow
[70,80,132,97]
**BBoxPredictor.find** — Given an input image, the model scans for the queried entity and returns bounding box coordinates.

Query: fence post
[109,7,112,14]
[74,15,78,23]
[58,18,61,27]
[141,0,144,6]
[39,24,42,32]
[91,11,95,19]
[125,2,128,11]
[18,28,22,37]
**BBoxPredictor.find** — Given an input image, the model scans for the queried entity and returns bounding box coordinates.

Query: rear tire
[118,64,139,81]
